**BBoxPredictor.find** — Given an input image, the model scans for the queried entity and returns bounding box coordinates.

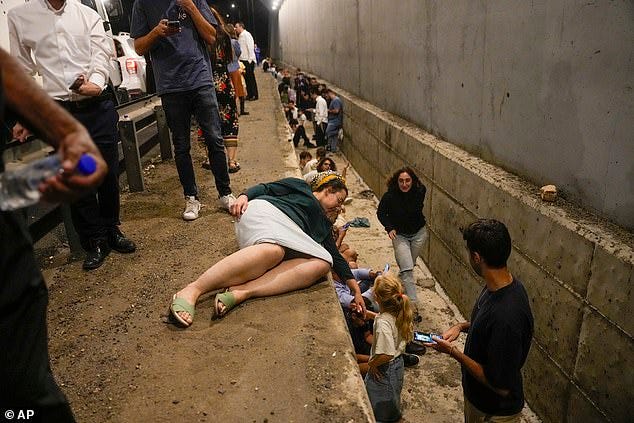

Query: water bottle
[0,153,97,211]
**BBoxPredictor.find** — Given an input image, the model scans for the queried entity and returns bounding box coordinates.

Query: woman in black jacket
[377,167,428,320]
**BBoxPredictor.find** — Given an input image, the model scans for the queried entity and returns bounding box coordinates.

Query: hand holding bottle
[40,126,107,204]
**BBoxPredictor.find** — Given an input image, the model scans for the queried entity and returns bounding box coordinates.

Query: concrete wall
[273,0,634,230]
[313,80,632,422]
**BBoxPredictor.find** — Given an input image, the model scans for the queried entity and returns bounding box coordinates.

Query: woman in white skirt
[169,171,366,327]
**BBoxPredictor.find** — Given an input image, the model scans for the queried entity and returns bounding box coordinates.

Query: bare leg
[226,146,237,163]
[217,256,330,314]
[173,243,285,324]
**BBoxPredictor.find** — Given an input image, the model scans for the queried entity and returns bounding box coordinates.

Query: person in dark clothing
[377,167,427,321]
[426,219,534,423]
[130,0,236,220]
[0,48,107,422]
[208,8,241,173]
[290,118,314,148]
[169,171,366,327]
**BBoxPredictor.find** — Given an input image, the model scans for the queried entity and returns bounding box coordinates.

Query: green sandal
[169,294,195,328]
[213,290,238,319]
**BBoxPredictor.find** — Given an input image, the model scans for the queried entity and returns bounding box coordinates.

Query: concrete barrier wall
[273,0,634,230]
[321,83,632,422]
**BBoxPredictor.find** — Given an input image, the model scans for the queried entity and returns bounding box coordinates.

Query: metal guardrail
[2,95,172,254]
[117,97,172,192]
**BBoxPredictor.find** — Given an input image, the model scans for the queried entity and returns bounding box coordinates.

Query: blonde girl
[365,273,414,422]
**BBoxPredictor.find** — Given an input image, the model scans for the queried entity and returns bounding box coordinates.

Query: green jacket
[245,177,354,281]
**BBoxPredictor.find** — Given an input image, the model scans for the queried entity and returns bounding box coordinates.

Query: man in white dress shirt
[311,88,328,147]
[235,21,259,100]
[8,0,136,271]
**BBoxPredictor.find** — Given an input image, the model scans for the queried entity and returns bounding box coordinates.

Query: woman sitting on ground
[169,171,366,327]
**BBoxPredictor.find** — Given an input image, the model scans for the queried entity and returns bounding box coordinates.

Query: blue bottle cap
[76,154,97,175]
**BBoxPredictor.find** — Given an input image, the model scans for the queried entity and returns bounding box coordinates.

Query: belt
[56,92,112,112]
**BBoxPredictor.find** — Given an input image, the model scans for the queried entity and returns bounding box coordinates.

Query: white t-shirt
[302,159,318,175]
[370,312,406,360]
[298,113,307,127]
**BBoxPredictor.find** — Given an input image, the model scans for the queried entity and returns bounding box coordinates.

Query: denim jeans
[326,123,340,152]
[392,226,428,302]
[365,355,404,423]
[161,85,231,198]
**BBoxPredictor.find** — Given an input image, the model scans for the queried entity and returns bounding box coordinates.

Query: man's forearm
[184,5,216,45]
[1,49,79,146]
[134,31,160,56]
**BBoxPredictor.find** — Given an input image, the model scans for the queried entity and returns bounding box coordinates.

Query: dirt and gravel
[36,72,540,422]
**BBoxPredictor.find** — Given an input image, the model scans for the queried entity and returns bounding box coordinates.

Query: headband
[310,170,346,191]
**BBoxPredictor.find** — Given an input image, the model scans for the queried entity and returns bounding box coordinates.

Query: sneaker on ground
[183,196,201,221]
[219,193,236,211]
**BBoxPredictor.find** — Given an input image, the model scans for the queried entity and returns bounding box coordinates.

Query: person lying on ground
[169,171,366,327]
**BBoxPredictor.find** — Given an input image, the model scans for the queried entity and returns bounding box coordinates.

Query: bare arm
[442,321,470,342]
[177,0,216,46]
[368,354,393,380]
[134,20,180,56]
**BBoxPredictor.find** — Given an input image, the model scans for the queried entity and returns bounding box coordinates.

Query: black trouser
[315,122,327,147]
[293,125,310,147]
[63,99,120,251]
[241,60,258,99]
[0,211,76,422]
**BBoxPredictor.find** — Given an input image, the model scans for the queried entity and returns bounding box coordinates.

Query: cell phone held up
[167,20,181,29]
[413,331,442,344]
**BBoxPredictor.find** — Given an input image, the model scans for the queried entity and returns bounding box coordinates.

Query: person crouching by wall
[377,167,427,323]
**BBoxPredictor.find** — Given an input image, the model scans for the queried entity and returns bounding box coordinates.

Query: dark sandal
[228,160,241,173]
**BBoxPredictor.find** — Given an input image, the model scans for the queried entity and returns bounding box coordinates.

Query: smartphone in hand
[69,76,84,91]
[413,331,442,344]
[167,20,181,29]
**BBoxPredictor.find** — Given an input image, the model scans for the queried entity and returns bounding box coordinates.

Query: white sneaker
[182,196,201,221]
[219,193,236,211]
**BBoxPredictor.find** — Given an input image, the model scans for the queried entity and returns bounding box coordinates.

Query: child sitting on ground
[365,273,413,423]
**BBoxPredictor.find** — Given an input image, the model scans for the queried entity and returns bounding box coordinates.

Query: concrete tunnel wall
[271,1,634,422]
[271,0,634,231]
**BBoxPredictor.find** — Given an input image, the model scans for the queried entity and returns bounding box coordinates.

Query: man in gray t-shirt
[130,0,235,220]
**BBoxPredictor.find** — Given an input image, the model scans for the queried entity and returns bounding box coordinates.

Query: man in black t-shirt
[426,219,534,422]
